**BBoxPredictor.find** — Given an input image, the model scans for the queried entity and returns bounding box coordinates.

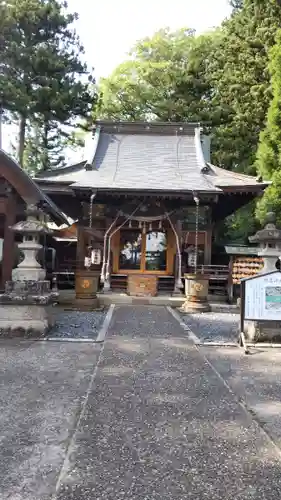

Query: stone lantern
[249,211,281,274]
[0,204,56,338]
[12,203,50,282]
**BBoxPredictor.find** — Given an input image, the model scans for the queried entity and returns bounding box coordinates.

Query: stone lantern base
[180,273,211,313]
[0,280,56,338]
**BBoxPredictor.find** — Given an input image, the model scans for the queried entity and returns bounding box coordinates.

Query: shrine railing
[197,265,230,281]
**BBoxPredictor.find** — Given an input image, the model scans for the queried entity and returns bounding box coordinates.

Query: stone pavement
[55,306,281,500]
[1,306,281,499]
[202,345,281,449]
[0,340,102,500]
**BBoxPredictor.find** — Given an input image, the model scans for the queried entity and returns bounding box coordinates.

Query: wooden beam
[1,192,16,288]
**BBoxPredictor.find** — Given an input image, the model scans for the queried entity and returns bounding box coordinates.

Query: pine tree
[0,0,96,169]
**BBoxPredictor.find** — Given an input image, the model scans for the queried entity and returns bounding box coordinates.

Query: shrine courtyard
[1,305,281,500]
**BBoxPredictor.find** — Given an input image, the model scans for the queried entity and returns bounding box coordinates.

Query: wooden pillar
[2,191,16,288]
[76,223,86,271]
[173,219,183,295]
[204,227,213,265]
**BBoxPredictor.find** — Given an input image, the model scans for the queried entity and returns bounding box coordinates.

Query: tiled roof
[36,122,220,194]
[204,163,269,189]
[35,122,268,194]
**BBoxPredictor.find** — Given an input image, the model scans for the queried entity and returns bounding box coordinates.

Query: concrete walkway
[1,306,281,499]
[55,306,281,500]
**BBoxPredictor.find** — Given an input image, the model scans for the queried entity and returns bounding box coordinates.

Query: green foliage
[221,202,260,244]
[256,31,281,180]
[256,170,281,226]
[255,30,281,225]
[0,0,97,170]
[208,0,281,174]
[95,28,221,124]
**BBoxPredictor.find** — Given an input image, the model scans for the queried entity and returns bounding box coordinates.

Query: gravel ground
[56,306,281,500]
[48,307,108,339]
[180,311,240,343]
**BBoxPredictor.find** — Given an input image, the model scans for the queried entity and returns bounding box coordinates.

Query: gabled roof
[0,149,69,225]
[35,121,268,196]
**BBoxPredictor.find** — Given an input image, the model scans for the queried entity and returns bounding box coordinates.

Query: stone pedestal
[75,270,99,309]
[181,273,210,313]
[0,280,55,338]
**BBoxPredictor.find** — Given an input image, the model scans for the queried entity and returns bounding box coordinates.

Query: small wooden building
[0,150,68,291]
[34,121,268,296]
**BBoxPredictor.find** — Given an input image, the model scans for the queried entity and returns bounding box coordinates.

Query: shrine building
[31,121,268,299]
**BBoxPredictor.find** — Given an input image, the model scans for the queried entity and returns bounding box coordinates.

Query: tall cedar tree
[204,0,281,242]
[0,0,96,170]
[208,0,281,174]
[256,30,281,225]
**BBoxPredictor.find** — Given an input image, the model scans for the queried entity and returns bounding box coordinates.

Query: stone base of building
[0,280,55,338]
[127,274,157,297]
[244,320,281,342]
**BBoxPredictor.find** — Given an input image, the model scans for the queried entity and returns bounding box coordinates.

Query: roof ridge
[194,131,220,191]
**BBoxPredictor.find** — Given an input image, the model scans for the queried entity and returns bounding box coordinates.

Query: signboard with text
[243,271,281,322]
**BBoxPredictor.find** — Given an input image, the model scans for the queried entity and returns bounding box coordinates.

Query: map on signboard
[244,271,281,321]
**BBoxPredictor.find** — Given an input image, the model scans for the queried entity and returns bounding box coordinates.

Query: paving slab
[201,345,281,449]
[55,306,281,500]
[0,340,102,500]
[180,311,239,344]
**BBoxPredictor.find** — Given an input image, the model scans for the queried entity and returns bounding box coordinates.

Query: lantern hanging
[142,222,146,234]
[159,220,162,230]
[149,222,152,232]
[128,219,132,228]
[139,221,142,229]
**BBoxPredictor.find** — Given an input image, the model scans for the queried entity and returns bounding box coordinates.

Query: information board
[244,271,281,321]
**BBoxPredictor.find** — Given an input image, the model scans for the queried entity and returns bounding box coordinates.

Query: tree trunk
[42,119,49,170]
[18,116,26,168]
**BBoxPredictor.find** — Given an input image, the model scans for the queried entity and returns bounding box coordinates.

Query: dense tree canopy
[95,28,221,125]
[208,0,281,173]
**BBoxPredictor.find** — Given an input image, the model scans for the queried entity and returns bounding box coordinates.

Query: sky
[67,0,232,78]
[2,0,232,153]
